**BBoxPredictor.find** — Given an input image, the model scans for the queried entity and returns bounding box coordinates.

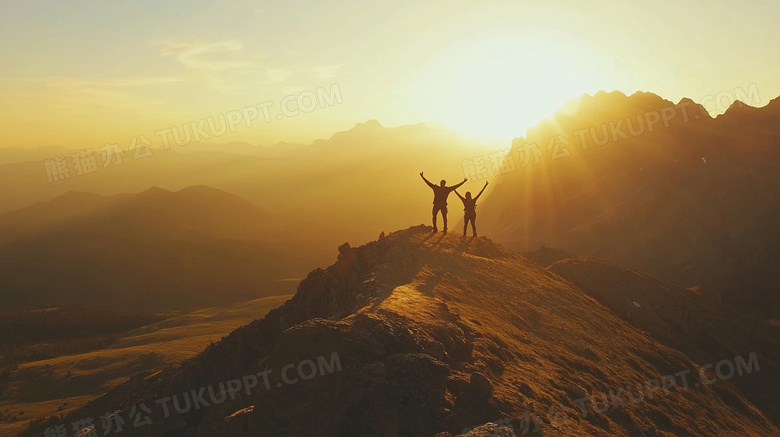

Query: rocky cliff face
[479,92,780,318]
[27,226,778,436]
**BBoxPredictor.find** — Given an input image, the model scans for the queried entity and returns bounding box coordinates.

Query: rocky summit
[27,226,778,437]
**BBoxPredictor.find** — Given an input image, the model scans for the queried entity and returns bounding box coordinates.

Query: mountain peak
[175,185,227,196]
[137,186,173,197]
[45,225,779,437]
[676,97,712,119]
[723,99,755,115]
[316,119,386,144]
[353,119,384,130]
[561,89,669,117]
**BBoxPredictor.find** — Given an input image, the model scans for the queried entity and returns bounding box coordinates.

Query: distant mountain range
[0,186,318,309]
[480,91,780,317]
[0,120,487,257]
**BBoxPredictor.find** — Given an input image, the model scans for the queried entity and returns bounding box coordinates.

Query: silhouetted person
[455,181,488,237]
[420,172,467,232]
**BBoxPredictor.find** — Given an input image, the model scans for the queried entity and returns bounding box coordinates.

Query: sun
[406,30,614,143]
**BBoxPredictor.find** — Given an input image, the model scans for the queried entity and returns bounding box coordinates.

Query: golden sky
[1,0,778,149]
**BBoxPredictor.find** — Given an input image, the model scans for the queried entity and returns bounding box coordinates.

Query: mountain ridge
[481,88,780,317]
[26,226,777,437]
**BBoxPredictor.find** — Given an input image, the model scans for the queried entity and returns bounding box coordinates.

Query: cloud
[311,64,344,80]
[156,40,343,92]
[159,40,250,74]
[158,39,287,92]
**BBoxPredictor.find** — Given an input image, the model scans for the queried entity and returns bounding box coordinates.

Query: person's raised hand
[420,171,424,177]
[485,181,489,186]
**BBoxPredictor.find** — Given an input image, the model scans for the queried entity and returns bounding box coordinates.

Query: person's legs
[464,215,476,236]
[442,206,448,232]
[464,213,476,236]
[432,205,439,231]
[471,214,478,237]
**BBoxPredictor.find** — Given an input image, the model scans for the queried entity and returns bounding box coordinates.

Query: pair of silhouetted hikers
[420,172,488,236]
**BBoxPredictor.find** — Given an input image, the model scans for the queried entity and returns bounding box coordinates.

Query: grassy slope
[0,295,290,436]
